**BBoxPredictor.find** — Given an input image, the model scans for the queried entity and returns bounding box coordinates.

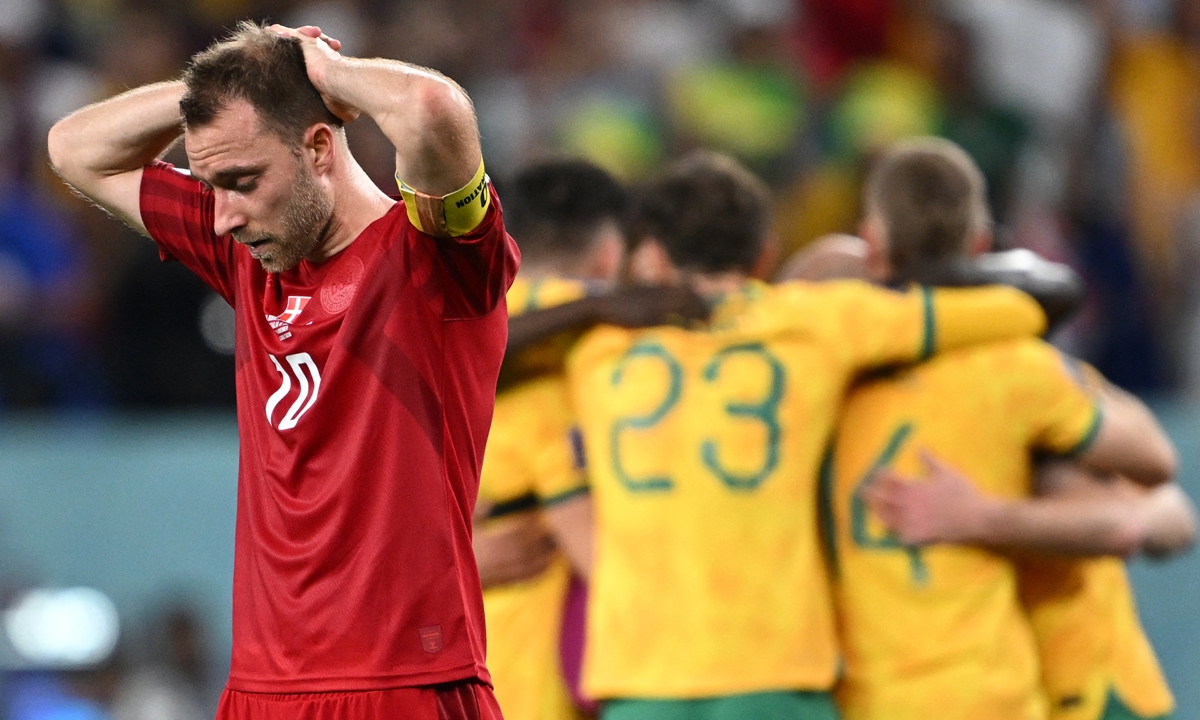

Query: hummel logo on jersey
[265,296,311,341]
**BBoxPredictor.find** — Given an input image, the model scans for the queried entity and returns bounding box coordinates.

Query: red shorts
[215,681,504,720]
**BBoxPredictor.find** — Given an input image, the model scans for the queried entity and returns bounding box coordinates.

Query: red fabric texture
[140,161,519,693]
[216,681,504,720]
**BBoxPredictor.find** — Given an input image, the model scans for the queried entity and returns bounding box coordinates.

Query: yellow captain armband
[396,159,490,238]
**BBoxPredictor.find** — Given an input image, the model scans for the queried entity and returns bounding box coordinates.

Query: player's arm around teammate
[866,401,1193,558]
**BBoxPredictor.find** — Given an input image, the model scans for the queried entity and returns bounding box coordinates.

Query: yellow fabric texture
[479,275,589,720]
[828,340,1100,720]
[396,159,491,237]
[1019,557,1174,720]
[568,279,1045,700]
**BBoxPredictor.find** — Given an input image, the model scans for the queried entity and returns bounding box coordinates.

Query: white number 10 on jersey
[266,352,322,430]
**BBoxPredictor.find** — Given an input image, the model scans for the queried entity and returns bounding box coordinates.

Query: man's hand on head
[268,24,360,123]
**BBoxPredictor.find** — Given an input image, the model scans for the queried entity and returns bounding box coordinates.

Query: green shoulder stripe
[541,485,591,507]
[920,285,936,360]
[1065,405,1104,457]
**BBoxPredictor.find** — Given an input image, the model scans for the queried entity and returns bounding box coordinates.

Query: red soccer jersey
[139,160,519,693]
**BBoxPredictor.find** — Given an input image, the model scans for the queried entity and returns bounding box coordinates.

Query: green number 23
[609,341,785,493]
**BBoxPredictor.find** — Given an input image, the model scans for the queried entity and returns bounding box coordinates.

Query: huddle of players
[476,139,1196,720]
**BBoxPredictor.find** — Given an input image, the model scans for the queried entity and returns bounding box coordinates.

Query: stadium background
[0,0,1197,716]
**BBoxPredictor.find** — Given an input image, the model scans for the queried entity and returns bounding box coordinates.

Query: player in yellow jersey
[824,138,1181,720]
[564,151,1053,720]
[869,392,1195,720]
[474,159,629,720]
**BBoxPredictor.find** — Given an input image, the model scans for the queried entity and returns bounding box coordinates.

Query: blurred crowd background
[7,0,1200,409]
[3,0,1200,717]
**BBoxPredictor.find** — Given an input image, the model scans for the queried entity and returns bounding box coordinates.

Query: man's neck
[307,154,395,264]
[686,270,749,300]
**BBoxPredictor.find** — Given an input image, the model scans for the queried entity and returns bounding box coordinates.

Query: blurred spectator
[8,673,113,720]
[0,150,108,409]
[110,605,214,720]
[0,0,1196,401]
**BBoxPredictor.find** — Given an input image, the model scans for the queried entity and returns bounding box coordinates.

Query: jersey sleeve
[530,385,589,506]
[413,182,521,320]
[481,378,588,509]
[139,160,238,305]
[1017,346,1103,456]
[803,280,1047,369]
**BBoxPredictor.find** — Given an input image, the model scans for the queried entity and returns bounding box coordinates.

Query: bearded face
[185,99,336,274]
[232,156,333,273]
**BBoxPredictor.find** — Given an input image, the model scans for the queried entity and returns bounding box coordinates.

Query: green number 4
[849,423,929,586]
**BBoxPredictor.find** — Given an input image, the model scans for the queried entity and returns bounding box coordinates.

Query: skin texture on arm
[499,285,710,391]
[1036,462,1196,559]
[506,285,710,355]
[46,81,186,235]
[1075,379,1179,488]
[471,497,594,589]
[273,25,479,196]
[542,495,594,582]
[472,506,557,591]
[864,454,1196,557]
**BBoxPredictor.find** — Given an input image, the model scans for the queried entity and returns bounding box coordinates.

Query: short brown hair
[180,22,342,143]
[865,137,991,275]
[634,151,771,274]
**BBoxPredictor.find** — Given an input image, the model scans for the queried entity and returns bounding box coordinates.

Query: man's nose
[213,190,248,238]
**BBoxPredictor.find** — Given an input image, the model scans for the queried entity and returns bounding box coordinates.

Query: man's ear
[859,214,891,283]
[304,124,337,175]
[629,238,677,284]
[968,229,992,257]
[751,233,782,280]
[581,223,627,285]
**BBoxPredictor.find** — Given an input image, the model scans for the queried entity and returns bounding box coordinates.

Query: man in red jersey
[47,21,517,720]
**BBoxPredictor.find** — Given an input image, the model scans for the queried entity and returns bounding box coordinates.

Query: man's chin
[256,254,299,274]
[259,255,298,272]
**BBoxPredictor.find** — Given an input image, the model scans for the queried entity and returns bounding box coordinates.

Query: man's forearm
[506,296,606,358]
[318,57,480,195]
[48,81,184,185]
[968,495,1145,556]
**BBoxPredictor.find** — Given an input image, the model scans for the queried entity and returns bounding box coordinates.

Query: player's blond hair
[865,137,991,275]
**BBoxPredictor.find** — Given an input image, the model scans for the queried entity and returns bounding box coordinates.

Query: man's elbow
[1106,513,1147,558]
[1143,485,1198,559]
[47,119,85,186]
[1143,439,1179,488]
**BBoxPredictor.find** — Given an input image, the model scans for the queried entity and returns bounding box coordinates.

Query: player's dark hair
[180,21,342,144]
[504,159,628,262]
[634,151,771,274]
[865,137,991,277]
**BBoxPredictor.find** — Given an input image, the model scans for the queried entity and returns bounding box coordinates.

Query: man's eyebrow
[196,165,267,186]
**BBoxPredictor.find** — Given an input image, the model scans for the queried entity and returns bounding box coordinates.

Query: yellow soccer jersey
[1019,556,1174,720]
[827,339,1102,720]
[567,279,1047,700]
[479,275,590,720]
